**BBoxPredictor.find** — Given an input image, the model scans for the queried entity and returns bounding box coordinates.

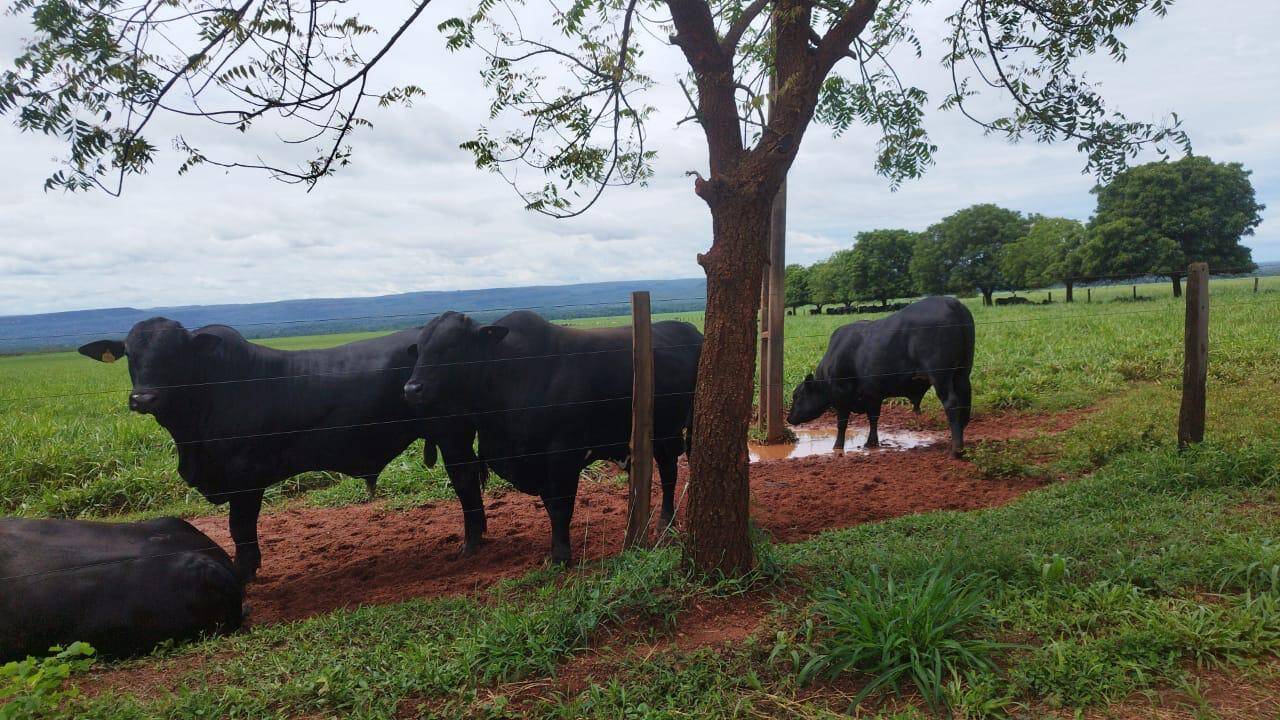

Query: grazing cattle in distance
[0,517,242,662]
[788,296,975,457]
[403,310,702,564]
[78,319,482,581]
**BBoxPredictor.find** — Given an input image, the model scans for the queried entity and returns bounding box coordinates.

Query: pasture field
[4,275,1280,719]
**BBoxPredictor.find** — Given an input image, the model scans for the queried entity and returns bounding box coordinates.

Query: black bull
[0,517,242,661]
[79,319,482,581]
[787,296,975,457]
[403,311,702,564]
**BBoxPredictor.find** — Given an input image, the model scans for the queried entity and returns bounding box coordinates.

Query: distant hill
[0,278,707,355]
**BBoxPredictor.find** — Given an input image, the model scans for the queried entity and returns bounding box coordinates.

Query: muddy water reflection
[748,427,939,463]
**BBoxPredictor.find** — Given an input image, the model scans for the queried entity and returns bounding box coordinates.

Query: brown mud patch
[82,406,1080,696]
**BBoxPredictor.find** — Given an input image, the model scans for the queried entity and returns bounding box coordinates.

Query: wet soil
[185,405,1064,626]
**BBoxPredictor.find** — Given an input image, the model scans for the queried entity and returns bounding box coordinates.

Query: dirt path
[185,405,1070,625]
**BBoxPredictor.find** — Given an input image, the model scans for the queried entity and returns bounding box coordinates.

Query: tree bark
[684,198,769,575]
[1065,280,1074,303]
[982,288,994,306]
[1171,273,1183,298]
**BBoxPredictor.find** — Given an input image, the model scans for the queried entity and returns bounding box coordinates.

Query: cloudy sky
[1,1,1276,316]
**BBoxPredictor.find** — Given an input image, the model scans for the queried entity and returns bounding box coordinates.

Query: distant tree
[849,230,916,305]
[916,205,1029,306]
[811,250,858,309]
[1087,156,1263,296]
[1000,217,1087,301]
[783,264,811,312]
[1076,217,1182,286]
[910,234,950,296]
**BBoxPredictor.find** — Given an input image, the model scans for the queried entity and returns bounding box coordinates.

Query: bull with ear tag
[403,310,702,565]
[79,317,482,581]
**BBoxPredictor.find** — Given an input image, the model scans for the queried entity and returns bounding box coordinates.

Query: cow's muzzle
[403,381,425,407]
[129,391,159,413]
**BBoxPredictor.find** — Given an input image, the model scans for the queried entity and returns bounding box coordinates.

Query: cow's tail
[961,306,977,376]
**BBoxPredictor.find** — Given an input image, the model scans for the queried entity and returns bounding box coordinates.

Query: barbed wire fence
[1,265,1277,586]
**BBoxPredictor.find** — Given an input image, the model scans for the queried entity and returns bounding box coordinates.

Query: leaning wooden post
[625,291,655,549]
[1178,263,1209,449]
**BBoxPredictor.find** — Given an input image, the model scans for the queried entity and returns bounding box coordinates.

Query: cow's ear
[478,325,509,344]
[406,343,418,359]
[78,339,126,364]
[191,333,222,355]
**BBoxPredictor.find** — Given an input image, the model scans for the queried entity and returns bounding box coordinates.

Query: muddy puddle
[749,427,939,462]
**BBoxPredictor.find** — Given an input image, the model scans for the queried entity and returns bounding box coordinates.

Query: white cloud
[1,1,1276,316]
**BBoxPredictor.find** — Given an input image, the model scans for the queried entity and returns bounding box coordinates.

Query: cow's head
[403,312,508,416]
[787,373,833,426]
[78,318,222,416]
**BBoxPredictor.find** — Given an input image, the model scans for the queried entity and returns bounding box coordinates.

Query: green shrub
[0,643,95,720]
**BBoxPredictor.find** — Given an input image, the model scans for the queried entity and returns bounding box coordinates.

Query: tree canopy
[1083,156,1262,277]
[810,250,858,309]
[783,264,811,309]
[1001,217,1086,292]
[914,204,1029,304]
[849,229,915,304]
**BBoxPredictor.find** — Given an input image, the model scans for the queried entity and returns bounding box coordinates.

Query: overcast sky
[1,1,1276,316]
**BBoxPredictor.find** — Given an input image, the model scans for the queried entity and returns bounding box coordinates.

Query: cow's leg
[655,450,679,531]
[948,372,973,458]
[361,474,378,500]
[834,410,850,450]
[865,399,883,448]
[228,488,265,582]
[543,465,580,565]
[439,435,488,553]
[930,373,967,458]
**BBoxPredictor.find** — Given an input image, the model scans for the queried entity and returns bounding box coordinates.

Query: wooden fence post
[1087,287,1092,303]
[625,291,655,549]
[1132,284,1137,300]
[1047,291,1052,303]
[1255,277,1260,293]
[1178,263,1209,449]
[763,181,787,442]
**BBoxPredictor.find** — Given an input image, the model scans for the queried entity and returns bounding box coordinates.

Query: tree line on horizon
[785,156,1265,311]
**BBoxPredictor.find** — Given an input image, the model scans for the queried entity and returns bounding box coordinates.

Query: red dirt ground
[184,405,1069,626]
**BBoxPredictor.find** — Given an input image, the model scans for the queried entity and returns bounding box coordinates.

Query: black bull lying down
[79,319,483,581]
[0,517,242,662]
[787,296,976,457]
[403,311,703,564]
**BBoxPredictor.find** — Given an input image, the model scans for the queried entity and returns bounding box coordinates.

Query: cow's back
[0,518,242,661]
[826,297,973,396]
[478,314,701,484]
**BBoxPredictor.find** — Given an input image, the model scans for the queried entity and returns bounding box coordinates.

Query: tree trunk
[982,288,993,306]
[1065,280,1074,303]
[1171,273,1183,298]
[684,199,769,574]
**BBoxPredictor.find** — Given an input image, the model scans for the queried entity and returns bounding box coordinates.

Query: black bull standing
[787,296,975,457]
[79,319,482,581]
[402,311,702,564]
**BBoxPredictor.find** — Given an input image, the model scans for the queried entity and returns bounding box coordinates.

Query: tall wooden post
[757,43,787,442]
[1087,287,1092,303]
[1178,263,1209,449]
[625,291,654,548]
[1255,277,1260,293]
[763,182,787,442]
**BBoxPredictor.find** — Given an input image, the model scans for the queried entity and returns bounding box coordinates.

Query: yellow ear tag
[101,351,117,364]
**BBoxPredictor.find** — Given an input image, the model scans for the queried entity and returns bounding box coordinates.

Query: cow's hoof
[864,441,880,449]
[548,552,572,567]
[657,512,676,533]
[456,539,486,558]
[241,602,253,621]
